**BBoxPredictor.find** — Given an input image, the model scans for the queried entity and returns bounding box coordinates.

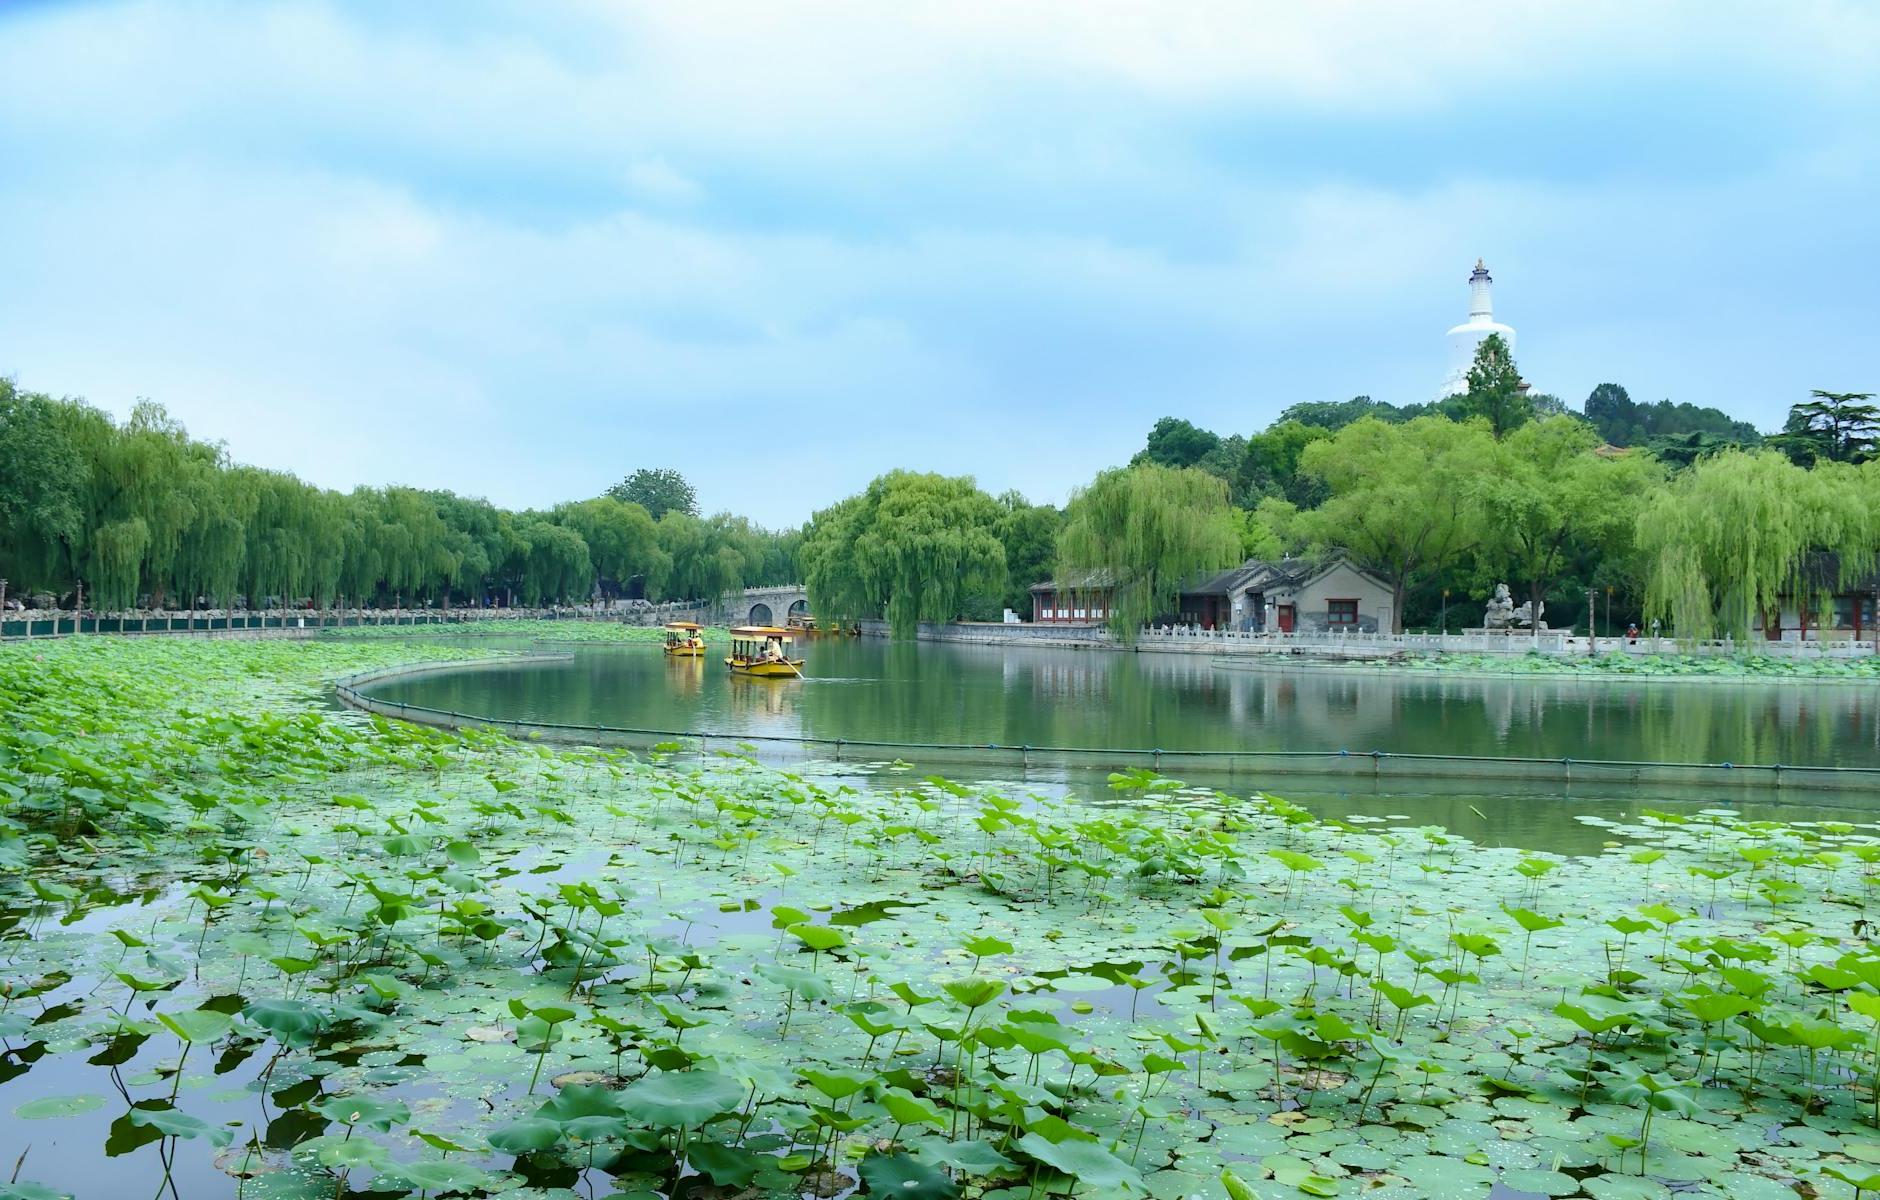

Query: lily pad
[13,1094,107,1120]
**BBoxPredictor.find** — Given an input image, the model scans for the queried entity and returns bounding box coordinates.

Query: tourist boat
[725,625,805,677]
[663,621,706,657]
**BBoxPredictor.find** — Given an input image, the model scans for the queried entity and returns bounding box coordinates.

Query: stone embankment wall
[855,620,1115,648]
[855,620,1879,661]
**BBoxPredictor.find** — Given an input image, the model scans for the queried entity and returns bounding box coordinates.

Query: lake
[358,637,1880,851]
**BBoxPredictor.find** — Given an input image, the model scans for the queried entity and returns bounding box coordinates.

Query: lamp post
[1586,587,1598,658]
[1441,589,1449,637]
[1605,587,1613,639]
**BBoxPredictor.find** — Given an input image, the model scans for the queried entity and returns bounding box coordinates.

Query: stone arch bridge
[721,584,810,627]
[628,584,809,627]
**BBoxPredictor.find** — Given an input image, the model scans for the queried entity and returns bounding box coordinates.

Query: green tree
[801,471,1006,636]
[1276,396,1418,431]
[1583,382,1760,452]
[1637,450,1878,640]
[0,382,89,595]
[1056,464,1241,639]
[1133,417,1221,469]
[992,492,1062,616]
[1771,390,1879,465]
[1476,417,1662,625]
[556,497,666,603]
[506,517,594,605]
[1295,416,1497,632]
[1238,420,1332,508]
[606,468,698,521]
[656,511,744,604]
[1453,333,1531,439]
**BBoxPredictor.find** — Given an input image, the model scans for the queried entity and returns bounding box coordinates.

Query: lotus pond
[5,637,1880,1200]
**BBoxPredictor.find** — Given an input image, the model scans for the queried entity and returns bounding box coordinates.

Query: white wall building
[1438,259,1517,398]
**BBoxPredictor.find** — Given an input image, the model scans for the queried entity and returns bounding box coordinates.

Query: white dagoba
[1437,259,1516,398]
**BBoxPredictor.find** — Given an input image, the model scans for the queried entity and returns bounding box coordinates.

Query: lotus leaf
[382,1160,490,1193]
[487,1117,564,1154]
[859,1153,959,1200]
[127,1106,235,1146]
[618,1070,744,1128]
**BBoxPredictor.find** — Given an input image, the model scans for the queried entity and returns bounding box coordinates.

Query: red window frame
[1327,599,1359,627]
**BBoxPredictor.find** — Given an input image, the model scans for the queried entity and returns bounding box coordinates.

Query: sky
[1,2,1876,527]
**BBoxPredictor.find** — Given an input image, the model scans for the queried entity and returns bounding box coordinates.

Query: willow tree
[652,511,742,604]
[176,466,258,607]
[242,470,340,608]
[555,497,664,603]
[1637,449,1878,640]
[1295,416,1495,633]
[1056,463,1240,639]
[510,518,593,604]
[89,518,150,609]
[0,382,88,594]
[802,471,1006,636]
[801,494,869,620]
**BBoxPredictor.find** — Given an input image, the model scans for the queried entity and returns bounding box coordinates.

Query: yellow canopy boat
[726,626,805,678]
[663,621,706,657]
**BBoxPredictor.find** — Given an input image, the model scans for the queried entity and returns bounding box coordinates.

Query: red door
[1278,604,1295,633]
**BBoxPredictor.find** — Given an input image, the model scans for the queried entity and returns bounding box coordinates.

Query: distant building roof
[1033,554,1393,598]
[1180,556,1331,596]
[1179,553,1393,597]
[1029,570,1118,593]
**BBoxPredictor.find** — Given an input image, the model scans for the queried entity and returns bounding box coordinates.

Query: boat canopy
[665,621,703,631]
[730,625,793,640]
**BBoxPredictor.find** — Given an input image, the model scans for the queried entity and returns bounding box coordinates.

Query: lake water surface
[359,638,1880,851]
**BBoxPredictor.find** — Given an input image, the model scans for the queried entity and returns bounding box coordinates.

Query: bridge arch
[748,602,774,625]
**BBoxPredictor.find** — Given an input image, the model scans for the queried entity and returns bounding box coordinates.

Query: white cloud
[0,1,1875,523]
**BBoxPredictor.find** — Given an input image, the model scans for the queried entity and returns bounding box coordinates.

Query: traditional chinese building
[1028,571,1118,624]
[1176,555,1395,633]
[1753,554,1880,640]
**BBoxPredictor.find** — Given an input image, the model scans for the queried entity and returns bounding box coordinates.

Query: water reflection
[374,640,1880,769]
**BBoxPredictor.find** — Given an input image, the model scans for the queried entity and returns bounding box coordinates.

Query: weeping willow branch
[1637,451,1879,641]
[1056,464,1242,641]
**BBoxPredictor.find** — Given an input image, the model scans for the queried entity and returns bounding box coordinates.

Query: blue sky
[1,1,1875,526]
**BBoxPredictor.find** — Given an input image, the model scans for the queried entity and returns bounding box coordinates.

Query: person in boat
[763,637,785,663]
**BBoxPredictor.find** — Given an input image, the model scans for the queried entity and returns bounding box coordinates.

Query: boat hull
[664,645,705,657]
[725,658,805,678]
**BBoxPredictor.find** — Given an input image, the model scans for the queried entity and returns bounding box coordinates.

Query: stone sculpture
[1483,583,1516,629]
[1484,583,1546,630]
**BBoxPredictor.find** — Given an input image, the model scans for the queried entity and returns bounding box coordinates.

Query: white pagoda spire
[1468,259,1494,321]
[1438,258,1517,398]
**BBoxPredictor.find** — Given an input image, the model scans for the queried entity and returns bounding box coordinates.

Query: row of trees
[0,382,798,610]
[802,336,1879,640]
